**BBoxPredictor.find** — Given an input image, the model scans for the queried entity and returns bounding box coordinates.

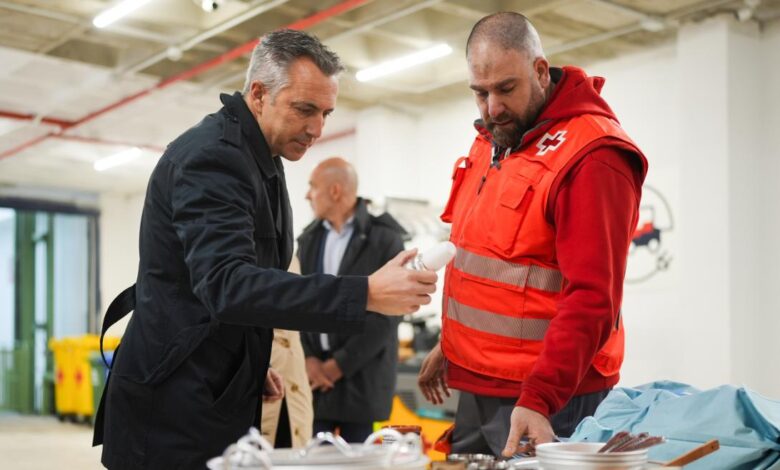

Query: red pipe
[1,133,53,158]
[0,110,75,129]
[0,0,369,160]
[286,0,368,30]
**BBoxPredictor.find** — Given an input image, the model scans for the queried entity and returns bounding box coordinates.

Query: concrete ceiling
[0,0,778,195]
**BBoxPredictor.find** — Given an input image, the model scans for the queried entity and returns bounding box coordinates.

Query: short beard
[487,83,546,149]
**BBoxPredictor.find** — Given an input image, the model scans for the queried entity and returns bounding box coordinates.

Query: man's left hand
[321,358,343,383]
[502,406,556,457]
[263,368,284,402]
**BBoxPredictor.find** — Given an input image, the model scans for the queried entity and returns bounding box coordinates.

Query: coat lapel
[337,199,370,275]
[275,157,294,268]
[338,231,366,275]
[298,225,325,274]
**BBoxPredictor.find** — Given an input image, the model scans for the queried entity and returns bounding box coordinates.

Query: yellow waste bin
[50,334,120,421]
[49,337,78,418]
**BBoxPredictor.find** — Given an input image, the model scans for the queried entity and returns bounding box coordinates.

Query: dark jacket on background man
[94,92,368,470]
[299,198,405,422]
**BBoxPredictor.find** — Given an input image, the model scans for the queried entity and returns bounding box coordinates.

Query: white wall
[99,192,144,336]
[755,19,780,395]
[285,132,357,238]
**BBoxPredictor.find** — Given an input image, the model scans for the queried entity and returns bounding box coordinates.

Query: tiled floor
[0,413,103,469]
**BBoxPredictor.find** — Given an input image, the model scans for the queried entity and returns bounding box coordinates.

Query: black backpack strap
[100,284,136,370]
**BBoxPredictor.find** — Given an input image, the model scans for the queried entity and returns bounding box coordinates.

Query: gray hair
[466,12,544,61]
[242,29,344,98]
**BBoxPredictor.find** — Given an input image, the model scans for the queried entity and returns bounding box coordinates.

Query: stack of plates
[206,428,429,470]
[534,442,648,470]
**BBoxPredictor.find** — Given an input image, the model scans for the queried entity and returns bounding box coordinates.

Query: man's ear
[248,81,266,115]
[329,183,342,201]
[534,57,550,89]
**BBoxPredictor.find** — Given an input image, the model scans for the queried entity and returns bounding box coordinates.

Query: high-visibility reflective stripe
[447,297,549,341]
[454,247,563,292]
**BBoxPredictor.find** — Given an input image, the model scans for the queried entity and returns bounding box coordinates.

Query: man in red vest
[418,12,648,457]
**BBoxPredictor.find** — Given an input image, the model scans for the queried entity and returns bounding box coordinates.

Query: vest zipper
[477,147,511,194]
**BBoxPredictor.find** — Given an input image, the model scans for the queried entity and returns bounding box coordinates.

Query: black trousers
[450,389,611,456]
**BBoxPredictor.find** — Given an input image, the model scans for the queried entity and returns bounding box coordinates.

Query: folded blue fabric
[570,381,780,469]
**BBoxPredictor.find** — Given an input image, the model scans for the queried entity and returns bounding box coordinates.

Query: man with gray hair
[418,12,647,457]
[93,29,437,469]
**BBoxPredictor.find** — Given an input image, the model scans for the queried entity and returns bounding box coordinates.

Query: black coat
[298,199,405,422]
[94,92,369,469]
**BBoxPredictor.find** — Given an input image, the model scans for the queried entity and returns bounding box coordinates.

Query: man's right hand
[367,249,438,316]
[418,342,451,405]
[305,357,334,392]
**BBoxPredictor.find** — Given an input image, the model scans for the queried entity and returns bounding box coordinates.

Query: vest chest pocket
[441,156,470,224]
[488,175,534,253]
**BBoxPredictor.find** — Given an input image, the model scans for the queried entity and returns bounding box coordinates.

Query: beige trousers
[260,329,313,448]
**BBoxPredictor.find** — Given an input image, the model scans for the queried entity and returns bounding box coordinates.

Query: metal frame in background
[0,197,100,414]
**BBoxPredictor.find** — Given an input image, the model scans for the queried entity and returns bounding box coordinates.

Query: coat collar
[352,198,371,237]
[219,91,278,180]
[300,198,371,240]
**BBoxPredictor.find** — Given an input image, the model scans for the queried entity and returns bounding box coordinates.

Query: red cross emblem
[536,130,567,156]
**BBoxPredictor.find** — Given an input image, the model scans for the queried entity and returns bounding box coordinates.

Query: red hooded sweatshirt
[446,66,647,419]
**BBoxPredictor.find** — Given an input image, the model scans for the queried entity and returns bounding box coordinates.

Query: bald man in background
[298,157,406,442]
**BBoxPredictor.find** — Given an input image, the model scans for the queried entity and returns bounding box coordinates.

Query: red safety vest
[440,113,645,382]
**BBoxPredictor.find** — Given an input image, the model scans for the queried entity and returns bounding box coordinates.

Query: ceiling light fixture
[94,147,142,171]
[93,0,154,29]
[356,44,453,82]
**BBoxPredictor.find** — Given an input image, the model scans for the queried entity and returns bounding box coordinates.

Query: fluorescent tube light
[356,44,453,82]
[93,0,154,28]
[94,147,142,171]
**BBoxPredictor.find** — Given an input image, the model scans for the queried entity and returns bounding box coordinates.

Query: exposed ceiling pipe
[203,0,436,94]
[358,0,743,95]
[279,4,432,48]
[0,0,220,49]
[586,0,657,20]
[547,23,644,55]
[0,1,80,23]
[0,110,75,129]
[326,0,443,44]
[0,0,371,160]
[430,0,572,21]
[116,0,293,76]
[548,0,741,56]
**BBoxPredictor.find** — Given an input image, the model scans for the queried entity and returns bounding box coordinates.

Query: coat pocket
[103,374,153,461]
[212,339,257,415]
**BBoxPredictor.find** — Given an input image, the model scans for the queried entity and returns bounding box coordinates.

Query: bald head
[315,157,358,197]
[465,12,552,149]
[306,156,358,225]
[466,12,544,62]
